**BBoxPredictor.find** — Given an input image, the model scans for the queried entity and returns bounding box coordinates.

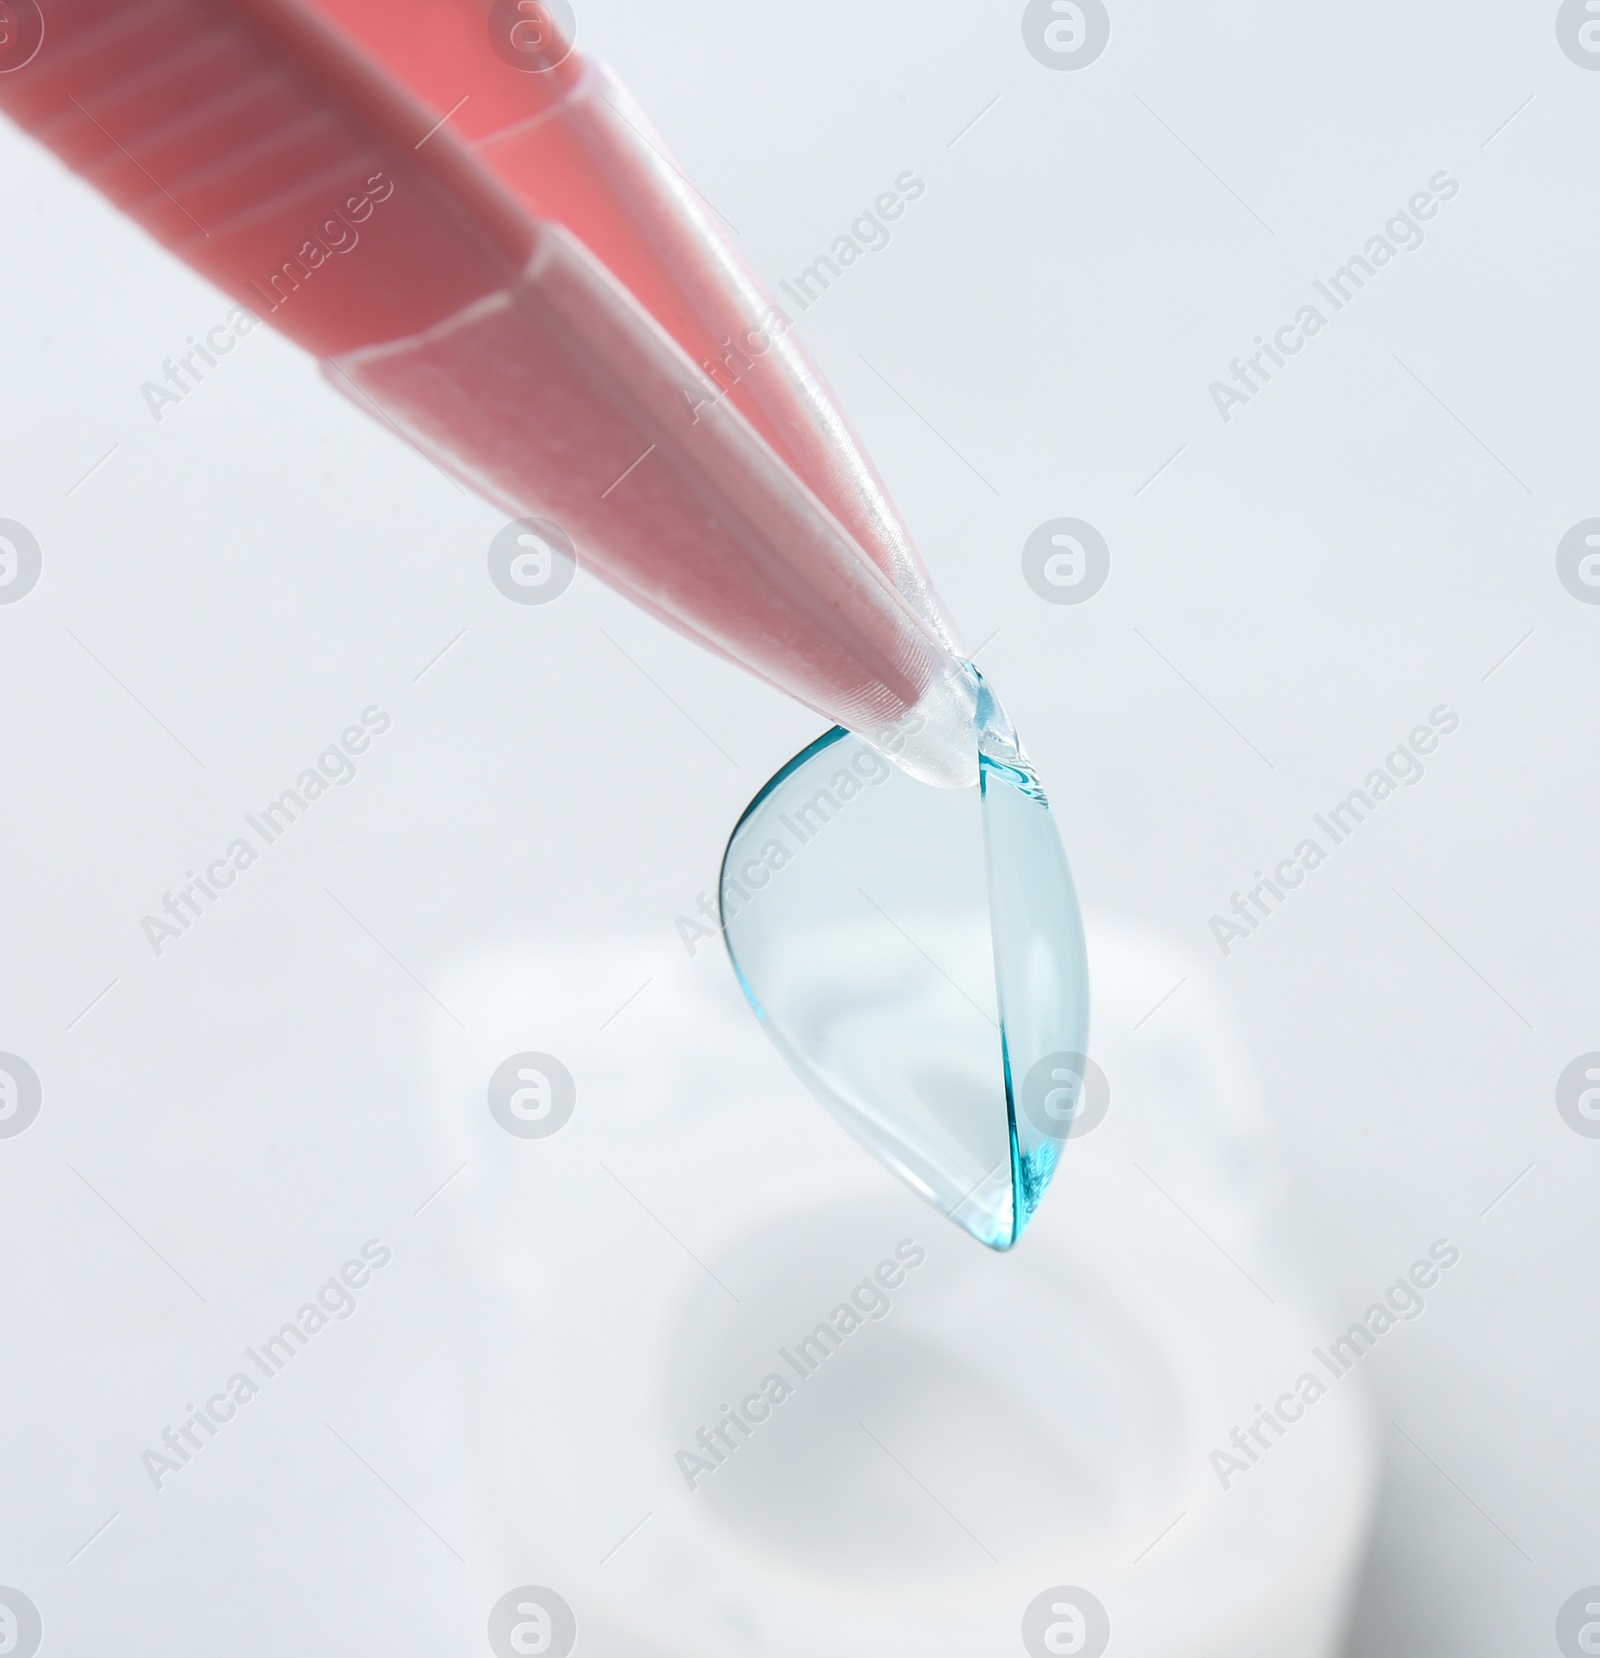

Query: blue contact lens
[719,671,1090,1249]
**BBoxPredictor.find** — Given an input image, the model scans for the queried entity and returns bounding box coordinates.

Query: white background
[2,2,1598,1653]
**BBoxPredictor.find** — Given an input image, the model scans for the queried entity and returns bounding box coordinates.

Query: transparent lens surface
[720,704,1089,1249]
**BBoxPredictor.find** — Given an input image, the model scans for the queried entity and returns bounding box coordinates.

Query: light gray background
[1,2,1597,1653]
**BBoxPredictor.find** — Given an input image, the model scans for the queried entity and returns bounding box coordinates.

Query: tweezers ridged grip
[0,0,532,355]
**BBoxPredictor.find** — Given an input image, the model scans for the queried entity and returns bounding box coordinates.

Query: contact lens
[719,670,1090,1249]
